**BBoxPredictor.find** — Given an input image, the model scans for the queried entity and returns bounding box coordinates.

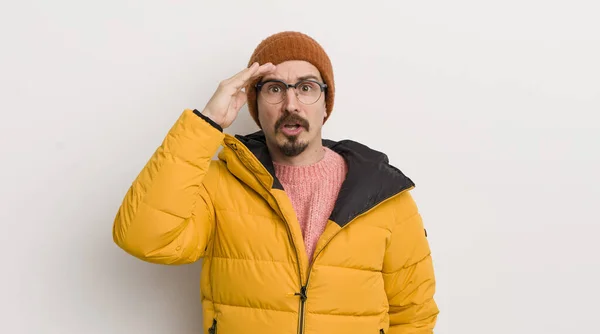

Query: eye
[265,82,285,94]
[298,81,320,94]
[298,82,314,92]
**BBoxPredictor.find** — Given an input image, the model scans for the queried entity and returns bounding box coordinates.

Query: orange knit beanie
[245,31,334,128]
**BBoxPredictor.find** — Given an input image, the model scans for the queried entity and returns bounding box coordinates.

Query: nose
[282,87,299,112]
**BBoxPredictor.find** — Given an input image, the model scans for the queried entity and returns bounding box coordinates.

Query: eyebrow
[297,75,321,81]
[262,74,322,82]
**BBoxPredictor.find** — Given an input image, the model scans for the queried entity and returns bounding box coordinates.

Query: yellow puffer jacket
[113,109,439,334]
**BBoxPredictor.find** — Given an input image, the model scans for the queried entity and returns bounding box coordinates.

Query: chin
[275,134,308,157]
[279,140,309,157]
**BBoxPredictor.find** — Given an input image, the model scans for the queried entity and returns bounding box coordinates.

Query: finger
[232,62,260,82]
[232,63,275,89]
[254,63,277,77]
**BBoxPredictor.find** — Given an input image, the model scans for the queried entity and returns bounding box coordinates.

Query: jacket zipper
[295,285,308,334]
[273,201,304,334]
[258,180,306,334]
[208,319,217,334]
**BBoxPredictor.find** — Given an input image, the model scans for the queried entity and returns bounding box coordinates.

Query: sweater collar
[272,147,344,185]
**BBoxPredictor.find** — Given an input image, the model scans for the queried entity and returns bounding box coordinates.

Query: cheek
[312,105,327,124]
[257,103,279,127]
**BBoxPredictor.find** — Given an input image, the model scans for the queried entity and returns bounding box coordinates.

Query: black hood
[235,130,415,227]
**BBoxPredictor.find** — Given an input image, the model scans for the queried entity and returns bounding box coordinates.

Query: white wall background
[1,1,599,333]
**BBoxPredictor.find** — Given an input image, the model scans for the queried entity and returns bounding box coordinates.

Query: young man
[113,31,439,334]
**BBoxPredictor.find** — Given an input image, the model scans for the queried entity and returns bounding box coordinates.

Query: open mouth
[280,122,305,136]
[275,113,309,135]
[283,123,301,130]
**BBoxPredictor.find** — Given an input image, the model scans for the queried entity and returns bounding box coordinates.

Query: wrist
[193,109,224,132]
[203,109,224,125]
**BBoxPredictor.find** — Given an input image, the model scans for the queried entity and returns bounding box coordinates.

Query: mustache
[274,112,310,132]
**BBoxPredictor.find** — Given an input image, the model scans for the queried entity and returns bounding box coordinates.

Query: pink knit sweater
[273,147,348,260]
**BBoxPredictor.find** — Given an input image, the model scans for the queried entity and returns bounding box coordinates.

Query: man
[113,31,439,334]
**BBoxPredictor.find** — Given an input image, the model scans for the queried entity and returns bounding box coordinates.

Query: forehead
[263,60,322,81]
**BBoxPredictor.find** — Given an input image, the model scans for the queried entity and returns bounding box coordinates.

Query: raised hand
[201,62,276,129]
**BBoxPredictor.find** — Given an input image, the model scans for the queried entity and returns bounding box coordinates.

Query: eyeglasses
[255,79,327,105]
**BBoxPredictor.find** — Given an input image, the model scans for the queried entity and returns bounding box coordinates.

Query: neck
[268,139,325,166]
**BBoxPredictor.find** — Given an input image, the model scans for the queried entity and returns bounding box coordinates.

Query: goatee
[279,134,309,157]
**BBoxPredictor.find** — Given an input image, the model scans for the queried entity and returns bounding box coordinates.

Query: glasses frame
[255,79,328,105]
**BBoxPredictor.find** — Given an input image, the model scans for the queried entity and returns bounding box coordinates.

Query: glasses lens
[261,81,286,104]
[296,81,322,104]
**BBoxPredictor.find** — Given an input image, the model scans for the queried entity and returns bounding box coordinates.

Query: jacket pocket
[208,319,217,334]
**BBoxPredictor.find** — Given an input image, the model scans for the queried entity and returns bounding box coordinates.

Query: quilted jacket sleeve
[112,109,225,265]
[383,191,439,333]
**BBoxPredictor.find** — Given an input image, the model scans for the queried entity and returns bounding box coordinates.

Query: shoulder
[390,189,419,222]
